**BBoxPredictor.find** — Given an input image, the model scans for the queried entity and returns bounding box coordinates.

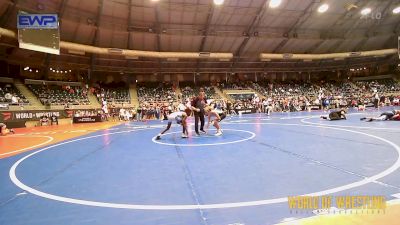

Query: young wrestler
[205,106,226,136]
[360,110,400,122]
[155,111,188,140]
[320,109,347,121]
[0,123,15,136]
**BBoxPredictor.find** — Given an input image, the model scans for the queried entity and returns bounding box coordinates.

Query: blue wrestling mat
[1,107,400,225]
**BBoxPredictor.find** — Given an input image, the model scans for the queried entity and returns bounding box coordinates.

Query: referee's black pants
[194,111,205,133]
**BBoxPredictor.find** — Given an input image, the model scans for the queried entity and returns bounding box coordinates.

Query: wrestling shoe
[215,130,222,136]
[155,135,161,140]
[181,133,188,138]
[195,132,200,136]
[360,117,366,121]
[200,129,207,134]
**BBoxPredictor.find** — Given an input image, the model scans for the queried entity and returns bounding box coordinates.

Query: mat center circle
[152,129,256,147]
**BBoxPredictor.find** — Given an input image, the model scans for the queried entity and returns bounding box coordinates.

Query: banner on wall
[0,110,73,122]
[234,108,256,114]
[73,116,102,123]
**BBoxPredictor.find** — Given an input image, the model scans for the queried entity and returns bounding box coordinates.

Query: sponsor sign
[17,14,58,29]
[73,116,102,123]
[0,110,72,122]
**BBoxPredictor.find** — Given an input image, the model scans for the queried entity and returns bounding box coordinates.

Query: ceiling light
[269,0,282,8]
[24,67,29,71]
[213,0,224,6]
[393,6,400,14]
[361,8,372,15]
[318,4,329,13]
[29,69,32,72]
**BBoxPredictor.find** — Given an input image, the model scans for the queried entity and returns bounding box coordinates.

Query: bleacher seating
[180,82,219,99]
[228,93,255,101]
[353,79,400,94]
[0,82,29,105]
[0,77,397,113]
[137,82,176,105]
[218,82,249,90]
[241,78,400,111]
[28,84,90,106]
[93,82,130,104]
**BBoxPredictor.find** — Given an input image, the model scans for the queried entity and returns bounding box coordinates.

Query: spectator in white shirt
[119,108,125,121]
[4,93,12,101]
[11,95,18,104]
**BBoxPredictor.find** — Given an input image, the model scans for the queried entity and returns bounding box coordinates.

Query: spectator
[4,92,12,101]
[40,115,49,126]
[0,123,15,136]
[50,114,59,125]
[11,95,18,104]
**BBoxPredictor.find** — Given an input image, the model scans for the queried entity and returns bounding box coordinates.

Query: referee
[191,88,207,135]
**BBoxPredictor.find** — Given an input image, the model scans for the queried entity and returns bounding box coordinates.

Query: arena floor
[1,107,400,225]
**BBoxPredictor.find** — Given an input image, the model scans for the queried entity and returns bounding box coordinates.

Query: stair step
[129,84,139,107]
[14,83,44,109]
[87,92,101,107]
[213,86,231,102]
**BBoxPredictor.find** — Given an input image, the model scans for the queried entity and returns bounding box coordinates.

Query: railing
[25,79,82,87]
[0,77,13,83]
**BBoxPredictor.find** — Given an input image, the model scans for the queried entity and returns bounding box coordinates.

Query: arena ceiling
[0,0,400,74]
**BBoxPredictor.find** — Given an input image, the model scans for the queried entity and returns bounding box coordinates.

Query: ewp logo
[17,14,58,29]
